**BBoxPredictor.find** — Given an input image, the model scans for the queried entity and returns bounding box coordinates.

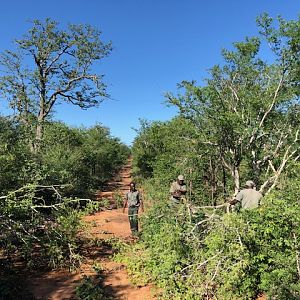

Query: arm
[229,191,242,205]
[170,182,181,197]
[179,184,187,195]
[258,193,263,206]
[169,182,176,195]
[229,198,238,205]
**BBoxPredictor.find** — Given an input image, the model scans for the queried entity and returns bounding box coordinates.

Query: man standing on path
[169,175,187,206]
[123,182,144,236]
[229,180,263,210]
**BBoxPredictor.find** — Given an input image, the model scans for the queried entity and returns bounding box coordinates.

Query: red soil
[29,158,156,300]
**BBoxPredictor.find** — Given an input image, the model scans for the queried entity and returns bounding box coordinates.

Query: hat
[245,180,255,188]
[178,175,184,181]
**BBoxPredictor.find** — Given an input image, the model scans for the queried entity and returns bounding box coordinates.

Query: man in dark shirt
[123,182,144,236]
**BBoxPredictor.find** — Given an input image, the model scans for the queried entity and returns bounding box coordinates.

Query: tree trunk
[34,89,46,155]
[209,158,217,206]
[222,164,227,196]
[33,73,47,155]
[34,117,44,155]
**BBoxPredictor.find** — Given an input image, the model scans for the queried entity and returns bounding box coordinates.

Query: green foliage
[118,170,300,299]
[115,243,152,286]
[0,18,113,153]
[132,117,214,205]
[116,183,194,297]
[166,32,300,193]
[43,203,85,269]
[0,119,129,196]
[41,122,130,195]
[75,265,108,300]
[0,185,100,270]
[113,191,124,208]
[0,117,129,298]
[0,117,33,194]
[194,195,300,299]
[0,16,129,300]
[132,117,195,181]
[123,14,300,299]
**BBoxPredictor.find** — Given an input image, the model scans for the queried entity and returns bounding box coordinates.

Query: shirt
[169,181,187,200]
[235,188,262,209]
[126,190,141,207]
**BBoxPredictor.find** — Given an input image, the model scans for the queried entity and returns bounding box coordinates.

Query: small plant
[84,200,101,214]
[75,265,111,300]
[113,192,124,208]
[100,198,110,209]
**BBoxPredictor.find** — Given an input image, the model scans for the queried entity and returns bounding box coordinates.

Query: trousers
[128,206,139,234]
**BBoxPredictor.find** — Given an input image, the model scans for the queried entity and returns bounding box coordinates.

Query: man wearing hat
[230,180,262,210]
[169,175,187,205]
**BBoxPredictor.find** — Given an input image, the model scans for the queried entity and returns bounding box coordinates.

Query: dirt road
[30,158,155,300]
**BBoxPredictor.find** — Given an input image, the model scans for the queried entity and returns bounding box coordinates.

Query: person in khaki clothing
[123,182,144,236]
[169,175,187,205]
[230,180,262,210]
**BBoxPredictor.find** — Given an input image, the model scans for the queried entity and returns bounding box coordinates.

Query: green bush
[75,265,108,300]
[0,186,98,270]
[0,117,33,194]
[42,122,130,196]
[117,179,300,299]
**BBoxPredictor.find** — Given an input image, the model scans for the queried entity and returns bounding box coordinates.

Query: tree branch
[259,74,284,129]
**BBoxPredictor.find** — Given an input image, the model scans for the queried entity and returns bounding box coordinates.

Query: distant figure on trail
[169,175,187,206]
[229,180,262,210]
[123,182,144,236]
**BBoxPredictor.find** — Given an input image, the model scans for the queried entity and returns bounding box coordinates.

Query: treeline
[133,13,300,204]
[0,117,129,196]
[119,14,300,299]
[0,18,131,198]
[0,19,130,299]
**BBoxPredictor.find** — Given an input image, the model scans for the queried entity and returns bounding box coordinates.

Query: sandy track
[30,158,156,300]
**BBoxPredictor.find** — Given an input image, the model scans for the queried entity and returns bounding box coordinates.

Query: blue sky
[0,1,299,145]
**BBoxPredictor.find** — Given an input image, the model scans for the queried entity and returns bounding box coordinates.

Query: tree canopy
[0,18,112,153]
[125,14,300,300]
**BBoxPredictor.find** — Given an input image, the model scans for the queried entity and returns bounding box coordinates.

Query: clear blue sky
[0,1,299,145]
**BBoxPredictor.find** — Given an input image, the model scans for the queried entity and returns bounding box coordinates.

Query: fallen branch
[0,184,71,200]
[189,213,220,234]
[194,203,230,210]
[179,251,224,275]
[31,198,93,210]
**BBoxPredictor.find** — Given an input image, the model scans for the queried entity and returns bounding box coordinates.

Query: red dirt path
[29,158,156,300]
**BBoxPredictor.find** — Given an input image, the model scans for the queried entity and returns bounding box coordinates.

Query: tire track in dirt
[30,157,156,300]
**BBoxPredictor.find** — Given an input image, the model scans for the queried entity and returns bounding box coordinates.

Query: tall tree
[167,15,300,195]
[0,19,112,153]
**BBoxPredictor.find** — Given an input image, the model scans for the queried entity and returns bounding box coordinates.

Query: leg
[128,206,139,235]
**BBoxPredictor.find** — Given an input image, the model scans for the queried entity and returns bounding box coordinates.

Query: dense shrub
[0,119,130,196]
[0,185,99,269]
[117,178,300,299]
[124,14,300,298]
[132,117,216,205]
[0,117,33,194]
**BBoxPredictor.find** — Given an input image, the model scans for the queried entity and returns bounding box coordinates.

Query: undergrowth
[116,180,300,300]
